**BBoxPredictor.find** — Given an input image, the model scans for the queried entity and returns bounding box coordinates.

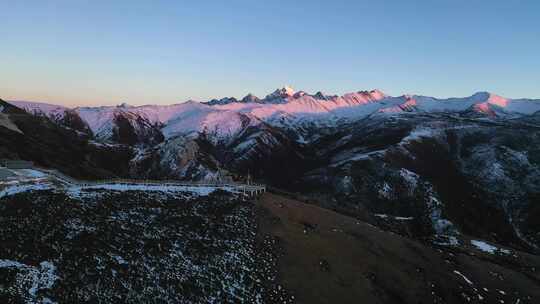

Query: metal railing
[42,169,266,193]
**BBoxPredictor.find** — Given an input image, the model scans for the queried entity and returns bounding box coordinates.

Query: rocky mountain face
[109,110,164,146]
[9,101,93,136]
[129,136,222,181]
[5,88,540,253]
[292,112,540,252]
[0,99,133,179]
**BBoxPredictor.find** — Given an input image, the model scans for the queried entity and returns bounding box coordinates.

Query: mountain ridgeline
[4,87,540,253]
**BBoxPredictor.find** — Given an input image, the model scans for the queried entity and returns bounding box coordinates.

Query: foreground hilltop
[0,185,539,303]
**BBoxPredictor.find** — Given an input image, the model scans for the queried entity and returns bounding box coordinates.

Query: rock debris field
[0,189,273,303]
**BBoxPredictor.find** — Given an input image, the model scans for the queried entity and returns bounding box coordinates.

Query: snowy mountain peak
[466,92,509,109]
[240,94,261,103]
[314,91,327,100]
[279,86,295,97]
[205,97,239,106]
[117,102,132,108]
[266,86,295,99]
[469,91,490,100]
[293,91,307,98]
[261,86,297,104]
[486,93,509,107]
[368,89,386,99]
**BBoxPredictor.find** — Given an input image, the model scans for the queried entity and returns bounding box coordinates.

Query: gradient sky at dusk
[1,0,539,106]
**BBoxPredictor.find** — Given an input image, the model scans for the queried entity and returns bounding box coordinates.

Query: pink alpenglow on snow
[8,88,540,143]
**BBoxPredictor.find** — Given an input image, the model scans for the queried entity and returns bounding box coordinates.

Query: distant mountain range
[10,87,540,144]
[3,87,540,254]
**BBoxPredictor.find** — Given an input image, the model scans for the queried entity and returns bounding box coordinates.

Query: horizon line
[3,88,539,108]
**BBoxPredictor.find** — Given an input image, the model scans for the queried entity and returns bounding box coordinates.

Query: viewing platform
[42,169,266,197]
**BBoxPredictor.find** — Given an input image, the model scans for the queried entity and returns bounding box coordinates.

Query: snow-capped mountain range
[10,87,540,144]
[4,87,540,252]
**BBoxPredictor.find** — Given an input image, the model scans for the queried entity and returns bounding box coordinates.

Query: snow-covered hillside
[9,100,68,120]
[10,100,93,135]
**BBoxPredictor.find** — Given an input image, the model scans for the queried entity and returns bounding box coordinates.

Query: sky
[1,0,539,107]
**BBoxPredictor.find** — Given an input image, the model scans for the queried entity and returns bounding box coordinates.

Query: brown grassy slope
[256,192,540,304]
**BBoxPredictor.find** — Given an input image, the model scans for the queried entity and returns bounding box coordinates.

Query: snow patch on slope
[0,183,53,198]
[67,183,228,198]
[10,101,68,119]
[0,259,59,304]
[0,112,23,134]
[471,240,511,255]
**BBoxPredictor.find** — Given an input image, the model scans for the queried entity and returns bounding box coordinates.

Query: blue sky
[1,0,539,106]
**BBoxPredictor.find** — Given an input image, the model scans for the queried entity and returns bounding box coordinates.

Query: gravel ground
[0,189,268,303]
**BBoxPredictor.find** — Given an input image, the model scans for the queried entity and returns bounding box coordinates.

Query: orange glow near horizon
[0,89,192,108]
